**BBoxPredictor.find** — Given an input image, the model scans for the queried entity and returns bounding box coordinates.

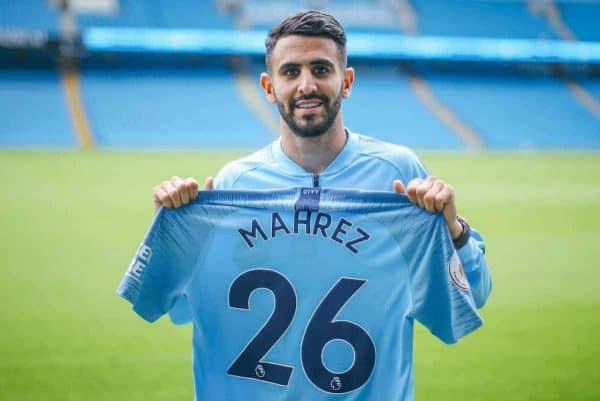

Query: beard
[275,88,343,138]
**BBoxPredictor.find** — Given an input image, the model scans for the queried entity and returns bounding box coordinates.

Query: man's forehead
[270,35,340,66]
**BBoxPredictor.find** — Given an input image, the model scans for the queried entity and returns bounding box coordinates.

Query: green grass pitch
[1,150,599,400]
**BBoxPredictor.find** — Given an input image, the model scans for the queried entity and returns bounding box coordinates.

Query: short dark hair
[265,11,347,70]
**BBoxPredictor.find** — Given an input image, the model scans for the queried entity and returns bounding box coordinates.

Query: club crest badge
[448,252,469,290]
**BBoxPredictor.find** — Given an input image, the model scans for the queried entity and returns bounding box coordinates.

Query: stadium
[1,1,599,400]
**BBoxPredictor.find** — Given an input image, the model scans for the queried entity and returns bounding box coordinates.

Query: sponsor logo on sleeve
[127,243,152,282]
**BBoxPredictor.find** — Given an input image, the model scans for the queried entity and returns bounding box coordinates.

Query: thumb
[204,176,214,190]
[393,179,406,194]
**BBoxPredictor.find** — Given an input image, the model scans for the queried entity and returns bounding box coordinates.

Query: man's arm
[394,177,492,308]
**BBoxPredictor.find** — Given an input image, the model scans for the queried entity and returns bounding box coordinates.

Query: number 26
[227,269,376,394]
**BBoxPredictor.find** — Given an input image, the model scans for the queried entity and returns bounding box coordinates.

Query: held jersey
[118,188,483,401]
[214,130,492,309]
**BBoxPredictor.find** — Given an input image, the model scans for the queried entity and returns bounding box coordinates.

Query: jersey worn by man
[214,130,491,308]
[118,188,483,401]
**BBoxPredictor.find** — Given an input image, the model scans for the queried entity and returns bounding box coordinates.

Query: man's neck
[280,120,347,174]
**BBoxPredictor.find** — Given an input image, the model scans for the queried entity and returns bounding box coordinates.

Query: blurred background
[0,1,599,400]
[2,0,600,149]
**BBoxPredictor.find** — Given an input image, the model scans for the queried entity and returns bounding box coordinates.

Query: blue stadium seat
[79,68,273,148]
[0,0,60,33]
[411,0,556,38]
[77,0,234,29]
[418,71,600,149]
[238,0,401,32]
[0,70,75,148]
[559,3,600,41]
[580,78,600,100]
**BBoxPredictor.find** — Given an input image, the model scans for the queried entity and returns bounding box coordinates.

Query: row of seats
[0,0,60,33]
[559,3,600,41]
[2,1,599,40]
[0,70,74,147]
[1,64,598,150]
[77,0,234,29]
[410,0,556,38]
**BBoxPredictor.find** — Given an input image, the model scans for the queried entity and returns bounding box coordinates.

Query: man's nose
[297,70,317,94]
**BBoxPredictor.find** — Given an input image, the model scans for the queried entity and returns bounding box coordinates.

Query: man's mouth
[294,100,323,110]
[296,102,323,109]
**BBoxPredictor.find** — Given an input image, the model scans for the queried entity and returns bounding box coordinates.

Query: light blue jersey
[215,130,491,308]
[118,188,483,401]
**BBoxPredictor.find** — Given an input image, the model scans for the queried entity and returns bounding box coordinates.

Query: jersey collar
[272,128,360,176]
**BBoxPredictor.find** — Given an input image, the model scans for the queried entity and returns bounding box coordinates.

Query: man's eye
[313,66,330,75]
[284,69,299,77]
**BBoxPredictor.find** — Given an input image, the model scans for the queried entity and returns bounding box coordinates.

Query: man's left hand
[394,177,463,240]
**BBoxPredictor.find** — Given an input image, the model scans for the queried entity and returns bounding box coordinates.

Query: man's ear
[260,72,276,103]
[342,67,355,98]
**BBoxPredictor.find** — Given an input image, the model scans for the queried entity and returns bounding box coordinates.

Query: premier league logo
[255,364,266,378]
[330,376,342,392]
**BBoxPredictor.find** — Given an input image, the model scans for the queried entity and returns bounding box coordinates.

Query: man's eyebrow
[278,59,335,73]
[278,62,300,73]
[310,59,335,67]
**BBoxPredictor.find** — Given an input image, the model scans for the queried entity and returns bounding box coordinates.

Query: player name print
[237,211,371,253]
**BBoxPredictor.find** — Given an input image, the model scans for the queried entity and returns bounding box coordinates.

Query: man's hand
[394,177,463,240]
[153,176,214,213]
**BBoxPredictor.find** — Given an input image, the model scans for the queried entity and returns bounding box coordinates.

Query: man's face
[261,35,353,138]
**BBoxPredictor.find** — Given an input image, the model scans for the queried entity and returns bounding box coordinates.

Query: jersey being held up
[214,130,491,309]
[118,188,483,401]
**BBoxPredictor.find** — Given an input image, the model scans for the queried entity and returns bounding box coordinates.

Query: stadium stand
[417,69,600,149]
[1,0,599,150]
[0,70,75,147]
[236,0,402,32]
[558,2,600,41]
[76,0,234,29]
[79,67,273,148]
[0,0,61,33]
[411,0,557,39]
[581,78,600,100]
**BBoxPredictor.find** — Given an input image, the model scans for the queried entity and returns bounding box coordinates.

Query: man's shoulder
[352,132,425,173]
[214,142,276,188]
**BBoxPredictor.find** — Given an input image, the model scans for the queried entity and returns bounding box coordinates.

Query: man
[152,10,490,307]
[143,10,491,399]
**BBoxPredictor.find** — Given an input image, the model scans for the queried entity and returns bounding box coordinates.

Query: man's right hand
[152,176,214,213]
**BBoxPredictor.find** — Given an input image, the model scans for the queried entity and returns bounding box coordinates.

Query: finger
[171,176,190,205]
[184,177,199,200]
[154,184,174,209]
[424,180,445,212]
[436,185,458,228]
[434,185,454,212]
[405,178,423,204]
[163,181,182,208]
[415,177,436,208]
[393,179,406,194]
[153,185,165,213]
[204,176,214,190]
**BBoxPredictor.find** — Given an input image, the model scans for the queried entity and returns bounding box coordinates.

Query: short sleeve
[117,208,197,323]
[405,212,483,344]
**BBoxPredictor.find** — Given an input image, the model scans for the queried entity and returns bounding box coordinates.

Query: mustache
[290,93,329,108]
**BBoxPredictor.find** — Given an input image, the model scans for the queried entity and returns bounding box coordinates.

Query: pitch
[0,150,598,401]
